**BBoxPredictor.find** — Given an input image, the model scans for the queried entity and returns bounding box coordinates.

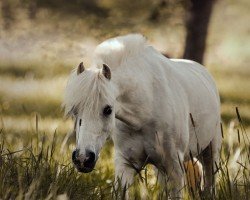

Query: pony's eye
[72,108,78,117]
[103,105,112,116]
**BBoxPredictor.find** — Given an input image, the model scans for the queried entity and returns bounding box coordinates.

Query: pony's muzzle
[72,149,96,173]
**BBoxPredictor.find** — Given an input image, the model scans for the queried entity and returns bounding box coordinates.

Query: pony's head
[63,62,116,173]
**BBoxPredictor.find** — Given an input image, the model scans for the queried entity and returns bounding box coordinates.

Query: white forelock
[63,68,116,117]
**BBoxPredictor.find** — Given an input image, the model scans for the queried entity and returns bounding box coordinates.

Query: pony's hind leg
[201,142,214,192]
[201,134,221,197]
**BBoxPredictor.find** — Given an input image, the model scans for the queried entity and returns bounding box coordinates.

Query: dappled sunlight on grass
[0,76,66,117]
[0,62,73,78]
[0,76,66,98]
[0,115,72,134]
[217,77,250,103]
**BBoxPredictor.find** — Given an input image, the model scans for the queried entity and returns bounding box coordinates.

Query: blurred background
[0,0,249,198]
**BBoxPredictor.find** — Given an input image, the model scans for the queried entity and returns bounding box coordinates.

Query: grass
[0,130,114,199]
[0,109,249,199]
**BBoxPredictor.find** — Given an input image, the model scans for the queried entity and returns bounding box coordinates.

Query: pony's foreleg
[157,149,185,199]
[113,155,135,198]
[166,157,185,199]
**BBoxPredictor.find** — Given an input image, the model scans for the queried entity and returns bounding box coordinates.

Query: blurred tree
[1,0,14,30]
[34,0,108,17]
[28,1,37,19]
[183,0,216,64]
[149,0,167,22]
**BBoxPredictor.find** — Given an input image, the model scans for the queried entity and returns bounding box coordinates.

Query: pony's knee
[115,162,135,188]
[165,160,185,193]
[116,172,134,187]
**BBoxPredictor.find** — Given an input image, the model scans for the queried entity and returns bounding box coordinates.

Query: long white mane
[63,34,146,116]
[94,34,147,69]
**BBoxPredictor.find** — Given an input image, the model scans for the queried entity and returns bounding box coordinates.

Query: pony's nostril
[72,149,80,162]
[85,150,95,163]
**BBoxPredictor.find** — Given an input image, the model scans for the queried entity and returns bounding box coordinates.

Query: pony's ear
[102,64,111,80]
[77,62,85,75]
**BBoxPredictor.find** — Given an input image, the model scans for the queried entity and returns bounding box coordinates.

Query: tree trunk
[28,1,37,19]
[1,0,14,30]
[183,0,216,64]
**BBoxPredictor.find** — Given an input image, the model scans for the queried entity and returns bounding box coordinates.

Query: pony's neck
[112,65,154,131]
[109,46,172,130]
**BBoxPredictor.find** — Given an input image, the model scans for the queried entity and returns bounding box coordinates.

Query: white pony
[63,34,221,198]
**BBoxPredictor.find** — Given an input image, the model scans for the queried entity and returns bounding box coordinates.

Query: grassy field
[0,0,250,199]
